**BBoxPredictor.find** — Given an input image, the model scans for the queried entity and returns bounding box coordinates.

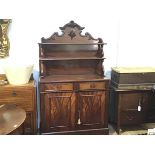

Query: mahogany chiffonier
[0,80,37,134]
[39,21,110,135]
[109,67,155,134]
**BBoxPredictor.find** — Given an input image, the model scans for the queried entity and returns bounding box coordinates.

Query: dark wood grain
[109,88,155,134]
[39,21,109,134]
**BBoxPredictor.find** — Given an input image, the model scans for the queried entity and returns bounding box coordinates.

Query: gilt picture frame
[0,19,11,58]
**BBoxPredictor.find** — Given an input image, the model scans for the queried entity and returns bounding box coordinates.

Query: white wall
[1,0,155,77]
[117,0,155,67]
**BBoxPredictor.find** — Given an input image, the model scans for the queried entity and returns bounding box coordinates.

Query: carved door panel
[78,91,106,128]
[120,92,149,125]
[147,92,155,122]
[43,92,76,132]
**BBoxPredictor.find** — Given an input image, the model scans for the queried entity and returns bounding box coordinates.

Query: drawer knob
[90,83,96,88]
[12,91,17,97]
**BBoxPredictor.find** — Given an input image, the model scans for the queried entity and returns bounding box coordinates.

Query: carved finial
[59,20,85,31]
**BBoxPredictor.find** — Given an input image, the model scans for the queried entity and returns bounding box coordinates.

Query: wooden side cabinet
[0,81,37,134]
[109,88,155,134]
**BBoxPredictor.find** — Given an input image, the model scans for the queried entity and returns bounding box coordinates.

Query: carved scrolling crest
[41,20,99,42]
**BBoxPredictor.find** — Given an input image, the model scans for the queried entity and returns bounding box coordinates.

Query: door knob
[12,91,17,97]
[138,99,141,111]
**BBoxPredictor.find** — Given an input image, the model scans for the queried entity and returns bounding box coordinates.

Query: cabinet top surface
[111,86,152,92]
[112,67,155,73]
[0,80,35,88]
[40,74,109,83]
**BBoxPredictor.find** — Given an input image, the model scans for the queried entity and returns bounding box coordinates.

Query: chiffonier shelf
[39,21,109,135]
[40,74,109,83]
[39,57,105,60]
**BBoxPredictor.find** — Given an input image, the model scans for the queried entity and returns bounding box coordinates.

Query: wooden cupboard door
[23,112,35,134]
[119,92,149,125]
[42,92,76,132]
[147,92,155,122]
[78,91,106,128]
[120,92,149,111]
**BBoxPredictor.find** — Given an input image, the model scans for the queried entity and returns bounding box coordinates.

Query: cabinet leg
[116,123,121,135]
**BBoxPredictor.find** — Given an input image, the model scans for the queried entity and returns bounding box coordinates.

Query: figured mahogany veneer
[79,82,106,90]
[39,21,109,135]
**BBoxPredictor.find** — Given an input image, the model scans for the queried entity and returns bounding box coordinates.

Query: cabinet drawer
[79,82,105,90]
[42,83,73,92]
[0,88,32,100]
[0,89,33,111]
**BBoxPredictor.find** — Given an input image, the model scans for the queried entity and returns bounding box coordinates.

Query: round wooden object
[0,104,26,135]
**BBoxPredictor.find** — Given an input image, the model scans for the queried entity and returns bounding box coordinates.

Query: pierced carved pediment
[41,20,100,43]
